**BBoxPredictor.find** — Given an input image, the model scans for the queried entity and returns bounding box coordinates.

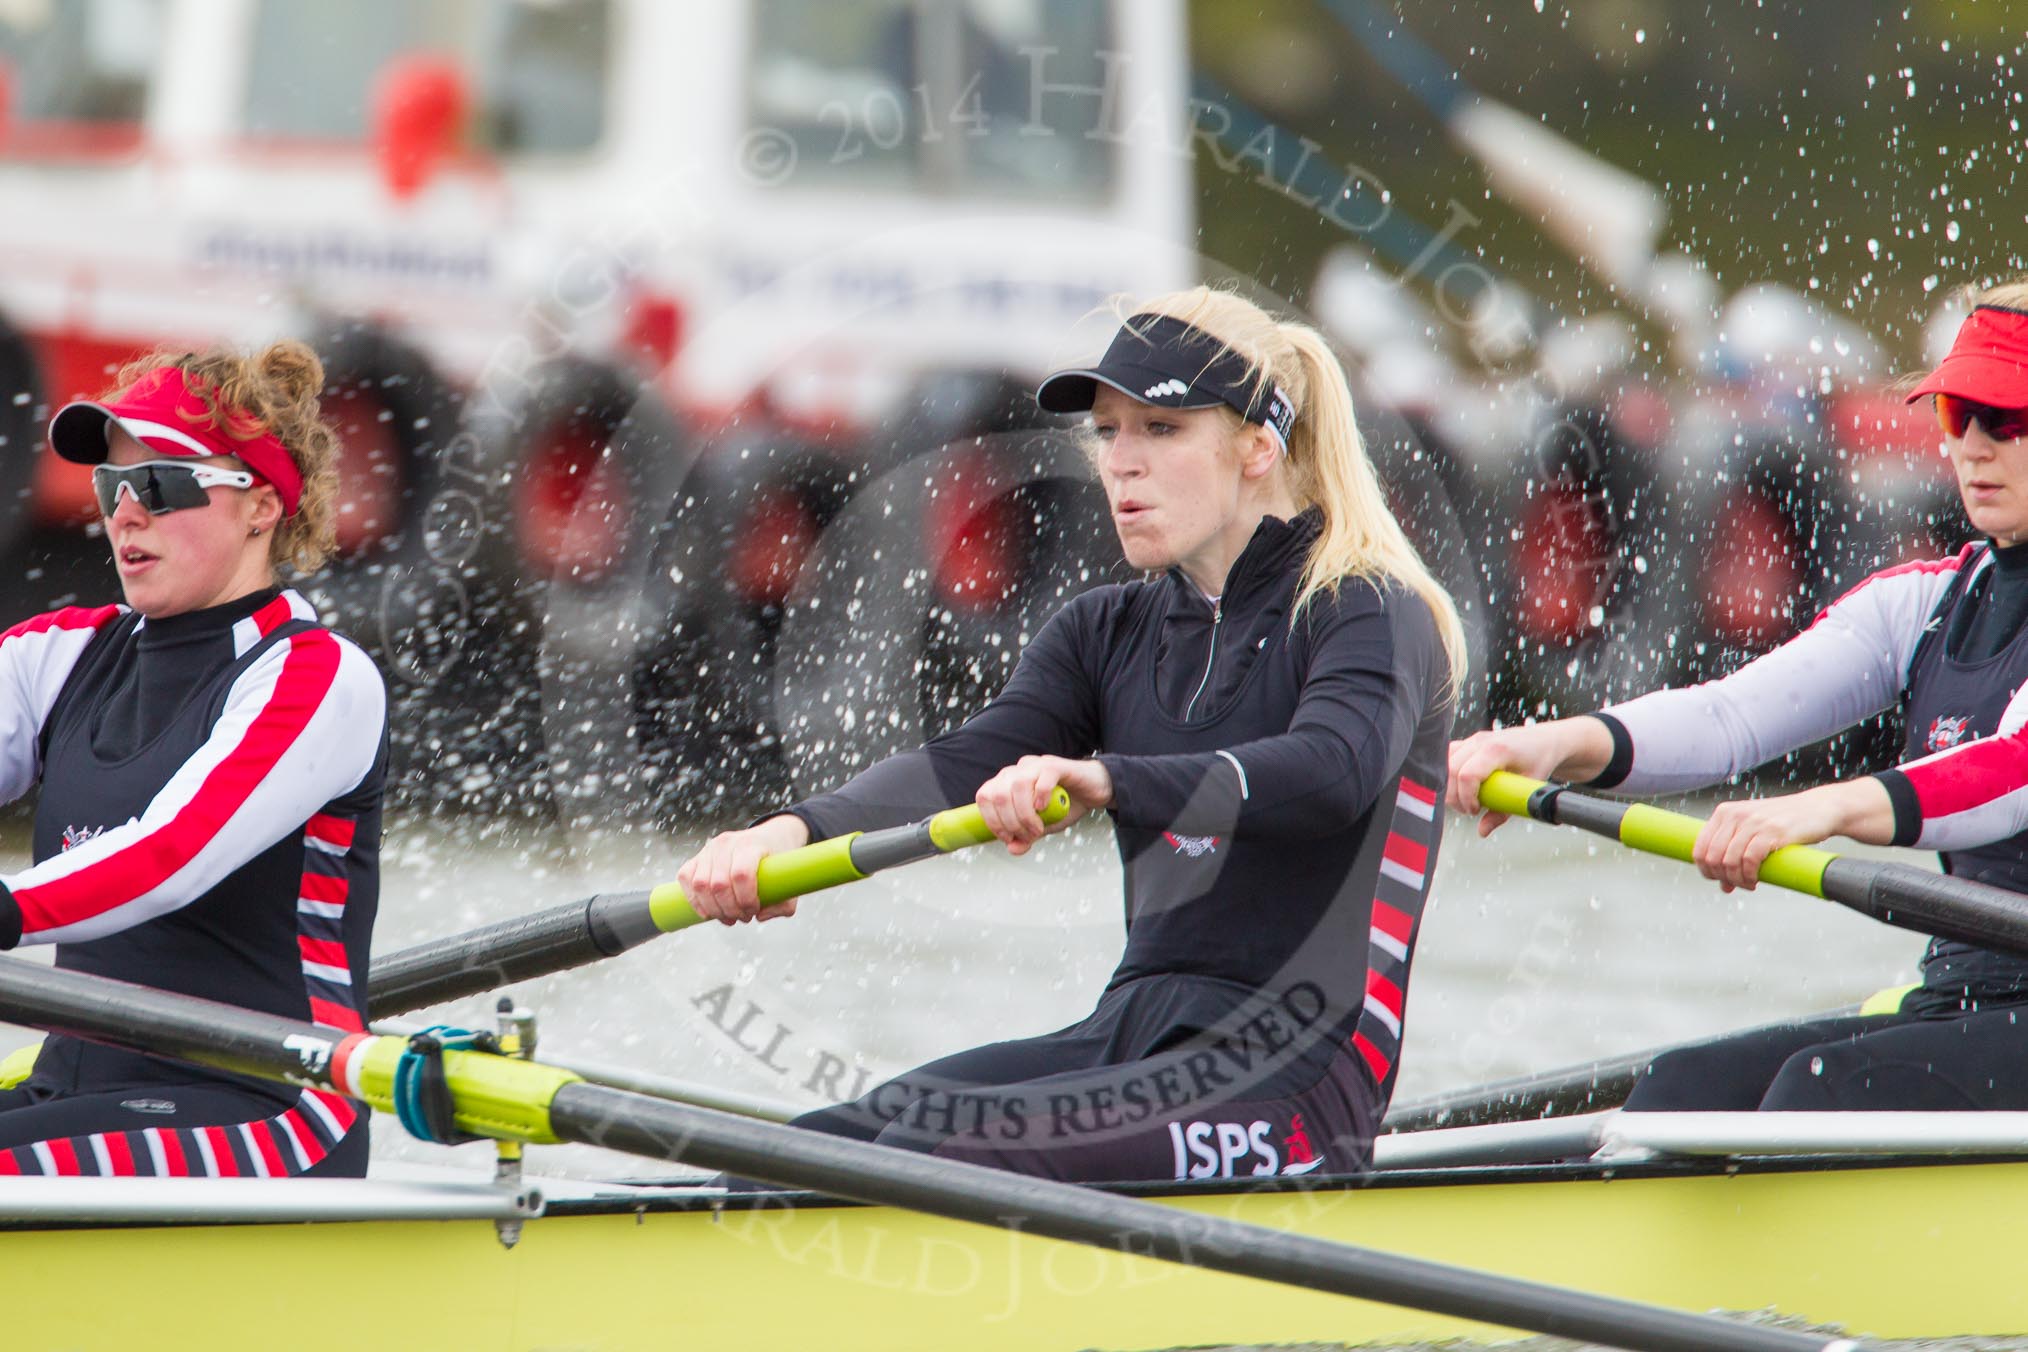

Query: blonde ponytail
[1969,275,2028,311]
[1126,286,1468,701]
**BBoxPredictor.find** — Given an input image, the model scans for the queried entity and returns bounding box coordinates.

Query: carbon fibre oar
[0,956,1860,1352]
[1381,1004,1865,1134]
[1479,771,2028,960]
[368,792,1071,1017]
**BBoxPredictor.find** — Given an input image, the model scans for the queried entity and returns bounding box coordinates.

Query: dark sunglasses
[92,460,256,517]
[1936,394,2028,443]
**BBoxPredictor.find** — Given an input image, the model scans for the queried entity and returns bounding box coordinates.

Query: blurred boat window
[0,0,158,157]
[747,0,1112,199]
[241,0,609,155]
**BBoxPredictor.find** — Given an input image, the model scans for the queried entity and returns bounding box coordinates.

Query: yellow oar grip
[647,832,866,933]
[644,790,1073,934]
[927,787,1073,850]
[1476,770,1540,819]
[1478,771,1835,898]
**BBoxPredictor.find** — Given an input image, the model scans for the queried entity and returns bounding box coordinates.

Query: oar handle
[1478,772,1836,897]
[645,789,1074,933]
[1477,771,2028,962]
[369,789,1074,1018]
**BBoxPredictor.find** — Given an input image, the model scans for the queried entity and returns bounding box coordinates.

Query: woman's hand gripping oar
[368,790,1072,1018]
[1475,771,2028,962]
[679,757,1104,924]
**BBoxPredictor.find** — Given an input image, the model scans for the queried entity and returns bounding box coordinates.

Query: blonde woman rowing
[681,288,1463,1182]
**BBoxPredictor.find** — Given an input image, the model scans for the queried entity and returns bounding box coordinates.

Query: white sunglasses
[93,460,256,517]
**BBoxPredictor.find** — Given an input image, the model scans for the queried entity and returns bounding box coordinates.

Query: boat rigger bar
[1605,1111,2028,1160]
[0,1176,541,1224]
[1376,1113,1615,1169]
[1376,1110,2028,1171]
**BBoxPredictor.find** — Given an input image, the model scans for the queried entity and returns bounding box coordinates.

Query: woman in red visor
[1449,278,2028,1111]
[0,344,388,1177]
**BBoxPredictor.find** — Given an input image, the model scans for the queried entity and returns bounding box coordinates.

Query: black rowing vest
[1901,543,2028,998]
[27,598,383,1098]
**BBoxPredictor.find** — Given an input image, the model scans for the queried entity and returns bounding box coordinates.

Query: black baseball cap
[1038,313,1296,446]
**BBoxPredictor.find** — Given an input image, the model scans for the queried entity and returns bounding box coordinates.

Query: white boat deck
[1374,1109,2028,1170]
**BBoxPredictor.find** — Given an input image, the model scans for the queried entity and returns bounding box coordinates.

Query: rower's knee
[1768,1045,1971,1118]
[872,1086,1038,1155]
[1759,1042,1975,1111]
[870,1093,958,1154]
[1623,1044,1767,1113]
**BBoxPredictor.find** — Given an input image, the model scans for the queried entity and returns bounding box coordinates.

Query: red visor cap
[47,366,304,516]
[1906,304,2028,410]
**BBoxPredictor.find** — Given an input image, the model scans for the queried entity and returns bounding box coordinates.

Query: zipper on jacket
[1183,601,1223,722]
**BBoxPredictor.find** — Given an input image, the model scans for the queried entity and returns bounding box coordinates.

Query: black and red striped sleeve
[0,628,386,948]
[1876,683,2028,848]
[0,606,125,805]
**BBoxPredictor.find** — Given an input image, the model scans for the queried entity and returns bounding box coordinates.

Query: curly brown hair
[105,341,340,574]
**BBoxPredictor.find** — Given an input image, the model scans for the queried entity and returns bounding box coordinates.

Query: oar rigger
[389,1025,499,1147]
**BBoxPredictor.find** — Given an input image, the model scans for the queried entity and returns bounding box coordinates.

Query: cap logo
[1262,387,1296,451]
[1036,314,1300,447]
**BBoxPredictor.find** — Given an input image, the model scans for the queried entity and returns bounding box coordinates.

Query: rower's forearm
[1816,777,1897,846]
[753,813,813,851]
[1549,716,1615,785]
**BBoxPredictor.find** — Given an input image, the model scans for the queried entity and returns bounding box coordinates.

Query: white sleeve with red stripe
[1894,684,2028,848]
[0,606,126,803]
[1600,548,1974,793]
[2,628,386,945]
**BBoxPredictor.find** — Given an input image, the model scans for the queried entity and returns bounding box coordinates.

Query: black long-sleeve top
[789,510,1454,1073]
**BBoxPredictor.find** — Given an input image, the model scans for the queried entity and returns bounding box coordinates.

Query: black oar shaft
[1819,858,2028,961]
[0,958,343,1092]
[1506,775,2028,963]
[365,802,1052,1018]
[367,891,654,1018]
[551,1084,1849,1352]
[1526,780,1632,837]
[1383,1005,1863,1132]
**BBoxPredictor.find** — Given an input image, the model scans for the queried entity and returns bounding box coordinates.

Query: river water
[0,796,1924,1179]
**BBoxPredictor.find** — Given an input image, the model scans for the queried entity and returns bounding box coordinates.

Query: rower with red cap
[0,344,388,1177]
[1450,276,2028,1111]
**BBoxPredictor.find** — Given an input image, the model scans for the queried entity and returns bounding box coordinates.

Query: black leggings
[790,975,1379,1183]
[1623,1004,2028,1111]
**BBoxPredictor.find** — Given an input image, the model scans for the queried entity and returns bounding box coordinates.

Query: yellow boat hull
[5,1158,2016,1349]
